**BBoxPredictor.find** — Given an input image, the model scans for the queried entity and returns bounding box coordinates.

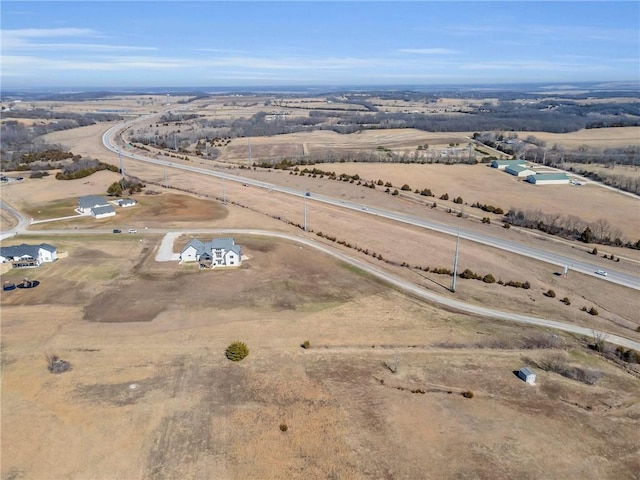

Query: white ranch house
[180,237,242,268]
[0,243,57,268]
[77,195,115,218]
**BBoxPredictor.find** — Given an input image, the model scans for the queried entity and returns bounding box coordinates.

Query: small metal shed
[518,367,536,385]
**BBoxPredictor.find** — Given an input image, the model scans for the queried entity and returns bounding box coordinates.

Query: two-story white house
[0,243,57,268]
[180,237,242,268]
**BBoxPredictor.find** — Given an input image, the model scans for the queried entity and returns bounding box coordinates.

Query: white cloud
[1,27,154,52]
[4,27,98,38]
[398,48,458,55]
[460,60,609,72]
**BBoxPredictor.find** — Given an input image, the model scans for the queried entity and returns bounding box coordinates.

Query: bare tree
[591,330,609,353]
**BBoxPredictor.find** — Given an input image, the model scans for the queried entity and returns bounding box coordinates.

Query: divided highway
[102,120,640,291]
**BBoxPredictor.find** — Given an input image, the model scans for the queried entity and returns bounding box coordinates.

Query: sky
[1,1,639,89]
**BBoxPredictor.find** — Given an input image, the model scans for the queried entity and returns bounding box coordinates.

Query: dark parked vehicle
[113,229,122,233]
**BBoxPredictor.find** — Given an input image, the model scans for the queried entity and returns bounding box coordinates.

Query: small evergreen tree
[225,341,249,361]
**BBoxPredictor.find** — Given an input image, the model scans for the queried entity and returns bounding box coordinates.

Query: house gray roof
[78,195,109,209]
[519,367,535,376]
[117,198,136,206]
[182,237,241,257]
[184,239,207,255]
[92,205,116,216]
[211,237,241,256]
[40,243,57,253]
[0,243,55,260]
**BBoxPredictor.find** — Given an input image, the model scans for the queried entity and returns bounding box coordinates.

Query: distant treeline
[0,111,122,170]
[503,208,640,249]
[183,102,640,137]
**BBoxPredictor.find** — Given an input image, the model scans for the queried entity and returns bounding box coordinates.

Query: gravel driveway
[155,232,181,261]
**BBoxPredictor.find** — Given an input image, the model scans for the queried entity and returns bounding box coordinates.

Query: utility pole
[303,192,308,231]
[173,133,177,151]
[118,142,125,179]
[222,178,226,204]
[163,166,168,189]
[248,137,252,165]
[451,228,460,292]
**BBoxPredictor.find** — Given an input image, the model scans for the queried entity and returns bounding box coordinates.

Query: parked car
[113,229,122,233]
[128,229,138,234]
[595,270,608,276]
[305,192,311,197]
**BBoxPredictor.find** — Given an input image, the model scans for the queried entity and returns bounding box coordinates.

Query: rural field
[518,127,640,148]
[2,93,640,480]
[2,226,640,479]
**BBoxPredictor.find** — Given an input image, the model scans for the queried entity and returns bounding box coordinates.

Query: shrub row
[316,231,384,261]
[471,202,505,215]
[55,162,119,180]
[537,353,602,385]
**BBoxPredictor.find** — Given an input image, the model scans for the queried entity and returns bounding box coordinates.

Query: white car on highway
[595,270,608,276]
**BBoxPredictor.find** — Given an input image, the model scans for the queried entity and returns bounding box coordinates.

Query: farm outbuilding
[114,198,136,208]
[518,367,536,385]
[526,173,570,185]
[491,159,526,170]
[505,164,536,177]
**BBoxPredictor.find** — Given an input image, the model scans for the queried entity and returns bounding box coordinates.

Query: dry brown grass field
[518,127,640,148]
[2,227,639,479]
[285,161,640,240]
[6,167,639,336]
[220,128,473,163]
[2,99,640,479]
[9,95,193,115]
[564,161,640,179]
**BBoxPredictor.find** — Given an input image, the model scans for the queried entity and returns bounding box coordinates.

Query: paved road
[3,205,638,350]
[0,199,31,241]
[102,120,640,291]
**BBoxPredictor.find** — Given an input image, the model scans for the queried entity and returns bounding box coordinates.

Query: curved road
[102,120,640,291]
[2,204,639,350]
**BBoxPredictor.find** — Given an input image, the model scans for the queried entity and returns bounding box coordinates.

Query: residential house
[0,243,57,268]
[77,195,115,218]
[180,237,242,268]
